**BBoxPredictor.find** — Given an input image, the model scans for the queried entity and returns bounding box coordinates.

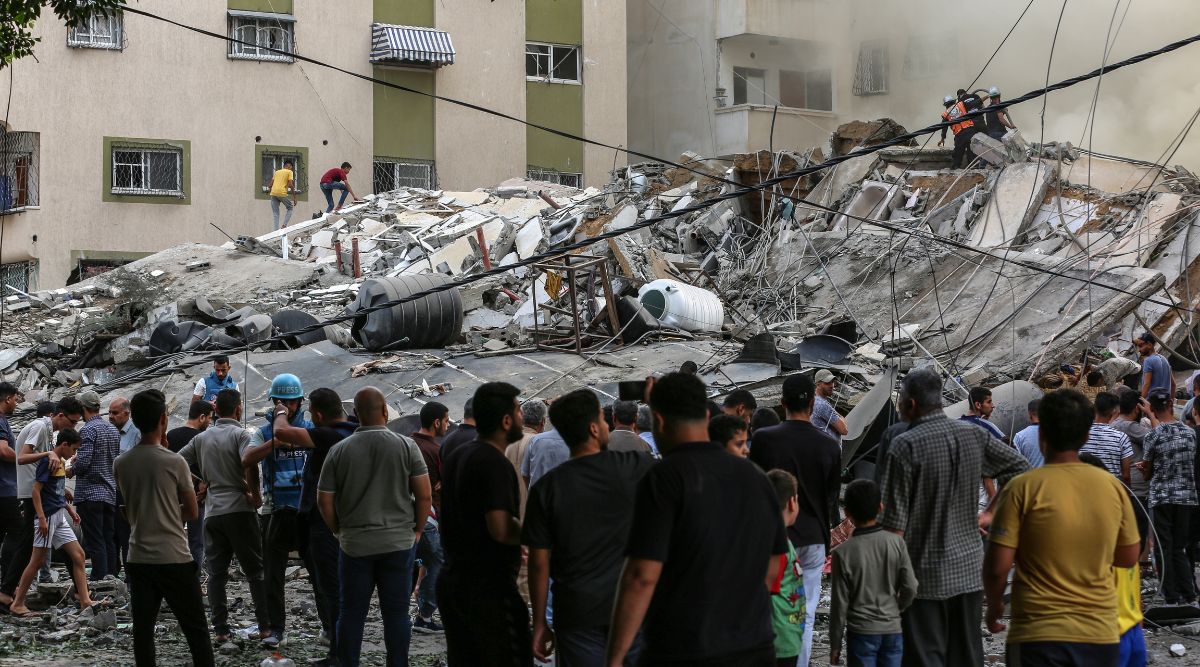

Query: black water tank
[349,275,463,350]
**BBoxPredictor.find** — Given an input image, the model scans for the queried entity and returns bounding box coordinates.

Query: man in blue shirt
[1012,399,1044,468]
[1136,332,1176,399]
[109,396,140,577]
[72,389,122,580]
[192,356,238,405]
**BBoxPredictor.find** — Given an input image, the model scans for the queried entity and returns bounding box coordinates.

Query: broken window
[526,42,580,84]
[732,67,767,106]
[67,9,123,50]
[261,150,305,194]
[228,12,295,63]
[0,130,38,212]
[110,142,183,197]
[527,168,582,189]
[374,158,436,192]
[780,68,832,111]
[853,40,888,95]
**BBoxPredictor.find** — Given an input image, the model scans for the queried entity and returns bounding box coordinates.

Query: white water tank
[637,279,725,332]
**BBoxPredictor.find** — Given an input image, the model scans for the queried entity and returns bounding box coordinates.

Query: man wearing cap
[72,389,122,580]
[0,383,26,604]
[1136,332,1175,399]
[813,370,848,440]
[1141,387,1199,604]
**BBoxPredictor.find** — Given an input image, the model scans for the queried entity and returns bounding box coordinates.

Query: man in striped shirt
[1081,392,1134,485]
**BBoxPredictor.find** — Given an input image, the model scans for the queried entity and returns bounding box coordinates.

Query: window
[0,261,37,293]
[0,131,38,212]
[373,158,436,192]
[261,150,305,194]
[228,12,295,62]
[853,41,889,95]
[527,168,582,189]
[780,68,833,111]
[67,10,123,49]
[526,43,580,84]
[110,143,183,197]
[732,67,767,105]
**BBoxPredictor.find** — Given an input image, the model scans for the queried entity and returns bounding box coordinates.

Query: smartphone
[618,380,648,402]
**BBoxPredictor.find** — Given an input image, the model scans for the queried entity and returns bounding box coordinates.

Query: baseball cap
[1147,387,1172,410]
[814,369,836,384]
[76,390,101,412]
[782,373,815,406]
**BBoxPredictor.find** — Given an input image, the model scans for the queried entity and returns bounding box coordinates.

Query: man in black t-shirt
[165,400,213,570]
[438,383,531,667]
[439,398,477,462]
[523,389,654,666]
[608,373,788,667]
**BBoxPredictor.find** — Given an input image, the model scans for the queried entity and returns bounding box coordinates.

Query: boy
[766,469,805,667]
[10,429,99,615]
[830,479,917,667]
[709,414,749,457]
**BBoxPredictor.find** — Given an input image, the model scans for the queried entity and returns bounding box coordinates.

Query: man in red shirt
[319,162,357,213]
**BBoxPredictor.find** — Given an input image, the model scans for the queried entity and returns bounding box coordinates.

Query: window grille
[373,158,436,192]
[0,131,38,212]
[229,14,295,63]
[110,142,184,197]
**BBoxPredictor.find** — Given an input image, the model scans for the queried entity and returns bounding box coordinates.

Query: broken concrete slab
[969,160,1057,248]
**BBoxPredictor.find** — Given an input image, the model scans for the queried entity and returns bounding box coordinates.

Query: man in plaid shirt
[1141,387,1199,604]
[72,391,122,580]
[880,368,1028,666]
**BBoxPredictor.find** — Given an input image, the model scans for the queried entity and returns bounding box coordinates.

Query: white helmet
[988,86,1001,97]
[943,94,955,105]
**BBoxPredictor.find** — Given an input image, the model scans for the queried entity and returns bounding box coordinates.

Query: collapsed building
[0,118,1197,467]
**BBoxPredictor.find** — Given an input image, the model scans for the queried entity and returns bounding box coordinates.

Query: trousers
[1153,503,1196,603]
[76,500,117,580]
[438,570,532,667]
[204,511,269,634]
[901,591,984,667]
[264,507,316,635]
[127,561,214,667]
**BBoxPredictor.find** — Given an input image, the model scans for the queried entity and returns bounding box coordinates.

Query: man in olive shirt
[115,389,213,667]
[318,387,431,667]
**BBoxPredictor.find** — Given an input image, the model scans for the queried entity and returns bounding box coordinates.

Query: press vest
[201,372,238,402]
[259,412,313,510]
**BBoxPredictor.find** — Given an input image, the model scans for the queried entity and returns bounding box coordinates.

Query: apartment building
[0,0,626,288]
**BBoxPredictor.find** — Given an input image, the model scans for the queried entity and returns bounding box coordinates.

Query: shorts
[1119,625,1146,667]
[34,509,77,550]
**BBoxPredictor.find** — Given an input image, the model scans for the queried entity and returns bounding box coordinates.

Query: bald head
[353,387,388,426]
[108,396,130,429]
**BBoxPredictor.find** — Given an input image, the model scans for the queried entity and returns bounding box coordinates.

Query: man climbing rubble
[981,87,1017,139]
[938,92,980,169]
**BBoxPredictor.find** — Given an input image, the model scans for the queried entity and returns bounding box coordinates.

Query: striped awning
[370,23,455,67]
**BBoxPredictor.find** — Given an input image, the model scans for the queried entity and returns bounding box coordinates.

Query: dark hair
[420,401,449,429]
[187,400,214,420]
[55,396,83,417]
[1094,392,1120,416]
[341,161,352,170]
[1026,398,1041,416]
[1079,452,1105,469]
[781,374,816,413]
[549,389,602,450]
[56,428,81,446]
[1136,331,1155,345]
[708,414,747,446]
[1149,388,1172,413]
[310,388,344,420]
[723,389,757,411]
[843,479,881,523]
[34,401,56,418]
[766,469,798,508]
[707,400,722,419]
[473,383,520,436]
[130,389,167,435]
[1038,390,1094,453]
[213,355,230,366]
[751,406,781,433]
[462,397,473,420]
[957,88,967,95]
[680,360,699,375]
[283,160,294,167]
[215,388,241,418]
[649,372,709,425]
[0,382,18,400]
[612,400,638,426]
[901,368,944,410]
[1086,370,1104,386]
[1118,390,1140,415]
[969,386,992,407]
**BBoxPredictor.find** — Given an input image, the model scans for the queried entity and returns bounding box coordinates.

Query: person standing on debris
[270,388,358,667]
[269,159,296,231]
[609,400,651,454]
[241,373,312,650]
[960,387,1006,440]
[0,383,28,605]
[984,390,1140,665]
[438,382,530,666]
[319,162,358,213]
[318,387,431,667]
[879,368,1028,667]
[721,389,757,427]
[1012,399,1044,468]
[814,370,849,440]
[709,414,749,458]
[1081,392,1135,484]
[410,401,449,635]
[191,356,237,405]
[748,374,841,667]
[1135,332,1175,399]
[766,470,806,667]
[167,400,214,571]
[981,87,1017,139]
[1139,387,1199,605]
[606,372,787,667]
[938,93,980,169]
[178,389,271,645]
[524,389,654,666]
[110,396,139,577]
[115,389,214,667]
[72,389,122,581]
[1113,391,1154,546]
[439,398,476,462]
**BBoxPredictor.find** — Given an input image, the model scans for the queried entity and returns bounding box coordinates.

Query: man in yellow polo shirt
[269,160,296,230]
[983,389,1140,666]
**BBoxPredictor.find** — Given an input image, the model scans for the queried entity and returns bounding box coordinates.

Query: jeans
[321,182,349,212]
[264,507,314,636]
[76,500,117,580]
[557,625,641,667]
[186,504,205,574]
[438,570,532,667]
[307,511,340,658]
[796,543,825,667]
[847,632,903,667]
[413,519,442,619]
[204,512,269,635]
[270,195,294,230]
[338,547,414,667]
[1153,503,1196,603]
[126,561,214,667]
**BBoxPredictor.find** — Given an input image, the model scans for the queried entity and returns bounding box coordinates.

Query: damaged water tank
[349,275,463,351]
[637,279,724,333]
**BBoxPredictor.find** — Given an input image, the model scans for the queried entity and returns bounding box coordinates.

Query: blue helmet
[269,373,304,400]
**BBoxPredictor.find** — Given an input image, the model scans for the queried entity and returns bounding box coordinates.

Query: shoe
[412,616,443,634]
[261,632,281,649]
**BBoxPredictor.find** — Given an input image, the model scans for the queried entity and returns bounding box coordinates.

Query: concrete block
[969,161,1057,248]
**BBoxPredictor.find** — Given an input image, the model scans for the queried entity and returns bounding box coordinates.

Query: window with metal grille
[0,131,39,213]
[733,67,767,105]
[110,143,183,197]
[67,10,123,49]
[228,13,295,62]
[0,261,36,294]
[526,42,580,84]
[853,41,889,95]
[373,159,436,192]
[526,168,582,189]
[261,151,305,194]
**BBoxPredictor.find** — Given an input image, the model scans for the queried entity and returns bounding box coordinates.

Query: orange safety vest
[941,100,975,135]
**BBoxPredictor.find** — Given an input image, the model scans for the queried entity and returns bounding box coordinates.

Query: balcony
[713,104,837,156]
[715,0,848,42]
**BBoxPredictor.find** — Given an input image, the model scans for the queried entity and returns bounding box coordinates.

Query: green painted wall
[228,0,293,14]
[526,0,582,44]
[101,137,191,205]
[526,82,583,174]
[254,144,309,201]
[374,67,436,162]
[373,0,434,26]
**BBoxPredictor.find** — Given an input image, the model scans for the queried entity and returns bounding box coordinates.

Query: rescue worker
[191,356,238,405]
[938,93,980,169]
[240,373,313,649]
[982,86,1017,139]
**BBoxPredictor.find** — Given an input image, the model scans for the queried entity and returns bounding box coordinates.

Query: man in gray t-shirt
[318,387,431,667]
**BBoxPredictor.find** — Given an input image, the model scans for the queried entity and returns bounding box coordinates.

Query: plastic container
[262,653,295,667]
[637,279,724,333]
[349,274,463,351]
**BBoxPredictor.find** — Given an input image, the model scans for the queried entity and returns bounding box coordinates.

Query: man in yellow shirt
[269,160,296,230]
[983,389,1140,666]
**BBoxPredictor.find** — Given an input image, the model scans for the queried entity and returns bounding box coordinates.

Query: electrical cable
[966,0,1037,90]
